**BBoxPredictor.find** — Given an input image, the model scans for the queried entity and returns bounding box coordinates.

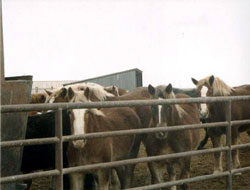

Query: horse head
[44,88,68,103]
[191,76,214,120]
[67,87,105,148]
[147,84,168,139]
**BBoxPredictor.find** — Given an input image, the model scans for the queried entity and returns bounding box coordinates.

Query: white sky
[2,0,250,88]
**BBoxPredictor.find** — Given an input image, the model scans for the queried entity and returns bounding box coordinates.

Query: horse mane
[87,109,105,117]
[91,86,115,101]
[212,77,235,96]
[165,90,187,119]
[198,76,234,96]
[67,83,115,101]
[66,82,103,91]
[70,90,105,117]
[70,90,89,103]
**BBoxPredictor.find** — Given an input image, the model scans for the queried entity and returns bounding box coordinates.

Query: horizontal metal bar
[231,143,250,150]
[232,166,250,175]
[63,146,229,175]
[1,96,250,113]
[0,137,59,148]
[231,119,250,126]
[63,121,228,142]
[125,171,230,190]
[0,170,59,184]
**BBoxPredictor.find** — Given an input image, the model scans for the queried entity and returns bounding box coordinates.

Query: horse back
[175,94,200,124]
[210,84,250,122]
[86,107,141,162]
[106,87,152,130]
[101,107,141,131]
[108,87,150,101]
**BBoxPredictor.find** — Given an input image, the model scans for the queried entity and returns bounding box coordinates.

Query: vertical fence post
[55,109,63,190]
[225,101,232,190]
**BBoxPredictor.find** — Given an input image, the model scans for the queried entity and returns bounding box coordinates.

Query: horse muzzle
[73,140,86,148]
[155,131,168,140]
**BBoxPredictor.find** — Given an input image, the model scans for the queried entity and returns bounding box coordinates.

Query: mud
[30,131,250,190]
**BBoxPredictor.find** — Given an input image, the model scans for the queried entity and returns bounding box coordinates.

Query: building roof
[64,68,142,86]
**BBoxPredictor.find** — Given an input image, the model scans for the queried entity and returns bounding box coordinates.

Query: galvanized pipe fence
[1,96,250,190]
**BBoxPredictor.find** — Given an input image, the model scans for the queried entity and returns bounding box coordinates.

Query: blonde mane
[69,90,89,103]
[66,82,103,91]
[87,109,105,116]
[91,86,115,101]
[198,76,234,96]
[165,91,186,119]
[67,82,115,101]
[70,90,105,117]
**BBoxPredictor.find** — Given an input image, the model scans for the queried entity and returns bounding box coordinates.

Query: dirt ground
[30,130,250,190]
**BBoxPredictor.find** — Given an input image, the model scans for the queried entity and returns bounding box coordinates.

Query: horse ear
[113,85,119,96]
[44,89,52,96]
[165,83,172,94]
[68,87,74,100]
[209,75,215,86]
[84,87,90,99]
[148,84,155,95]
[191,78,198,85]
[60,88,67,97]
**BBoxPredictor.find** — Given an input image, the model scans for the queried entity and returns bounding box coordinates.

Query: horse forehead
[201,86,208,97]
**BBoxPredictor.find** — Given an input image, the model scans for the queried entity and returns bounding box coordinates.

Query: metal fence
[1,96,250,190]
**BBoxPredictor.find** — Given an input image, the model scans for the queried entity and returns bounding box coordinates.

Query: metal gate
[1,96,250,190]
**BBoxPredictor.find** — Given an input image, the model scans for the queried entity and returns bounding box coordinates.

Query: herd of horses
[24,75,250,190]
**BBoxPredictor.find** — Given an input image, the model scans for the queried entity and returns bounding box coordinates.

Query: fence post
[225,101,232,190]
[55,109,63,190]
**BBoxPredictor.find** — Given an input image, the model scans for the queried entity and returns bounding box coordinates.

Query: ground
[30,130,250,190]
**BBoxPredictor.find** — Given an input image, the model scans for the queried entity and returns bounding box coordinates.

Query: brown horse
[145,84,201,190]
[192,75,250,174]
[30,92,47,104]
[28,93,48,115]
[45,86,152,186]
[66,88,141,190]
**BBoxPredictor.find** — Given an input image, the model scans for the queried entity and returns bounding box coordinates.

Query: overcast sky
[2,0,250,88]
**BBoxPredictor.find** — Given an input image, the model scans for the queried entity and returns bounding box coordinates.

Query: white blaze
[158,98,163,124]
[200,86,209,119]
[72,109,86,135]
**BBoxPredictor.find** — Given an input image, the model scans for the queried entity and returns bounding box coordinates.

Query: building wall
[32,80,76,93]
[64,68,143,91]
[32,68,143,93]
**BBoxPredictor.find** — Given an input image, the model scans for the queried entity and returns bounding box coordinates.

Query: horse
[43,85,123,189]
[30,92,47,104]
[66,87,141,190]
[191,75,250,174]
[44,83,117,103]
[65,82,126,97]
[28,92,48,115]
[21,110,71,190]
[145,84,201,190]
[155,85,209,150]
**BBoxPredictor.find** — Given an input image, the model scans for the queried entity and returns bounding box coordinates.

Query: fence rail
[1,95,250,190]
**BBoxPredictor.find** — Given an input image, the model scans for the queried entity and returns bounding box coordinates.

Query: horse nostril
[155,132,167,140]
[73,140,86,148]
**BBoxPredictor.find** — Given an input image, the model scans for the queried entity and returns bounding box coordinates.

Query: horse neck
[84,109,106,133]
